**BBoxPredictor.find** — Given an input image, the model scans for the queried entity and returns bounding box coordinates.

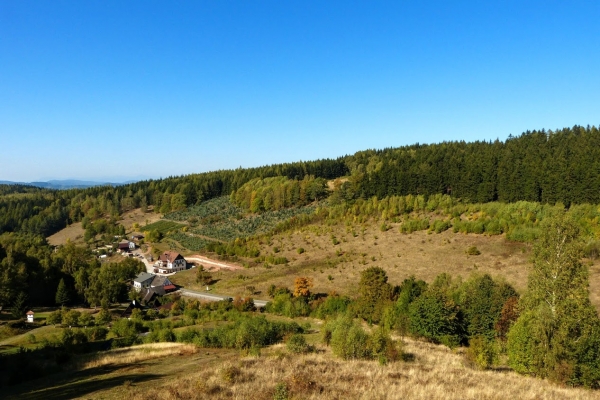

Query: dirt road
[185,255,244,271]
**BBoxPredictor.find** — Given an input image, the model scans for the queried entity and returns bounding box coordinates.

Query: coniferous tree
[11,291,28,319]
[55,278,70,306]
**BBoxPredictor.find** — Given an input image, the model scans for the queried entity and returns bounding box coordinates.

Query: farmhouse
[133,272,155,292]
[156,251,186,274]
[118,240,135,252]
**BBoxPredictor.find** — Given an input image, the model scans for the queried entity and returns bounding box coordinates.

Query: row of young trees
[230,176,328,213]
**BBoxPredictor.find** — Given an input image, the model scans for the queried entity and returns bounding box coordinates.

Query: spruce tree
[55,278,70,306]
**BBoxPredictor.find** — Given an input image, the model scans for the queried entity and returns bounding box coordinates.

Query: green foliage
[11,292,28,319]
[265,293,311,318]
[311,294,352,319]
[355,267,393,323]
[96,307,112,325]
[231,176,327,212]
[47,309,62,326]
[55,278,70,306]
[327,316,372,360]
[323,316,399,362]
[177,315,301,350]
[78,312,94,327]
[465,335,498,370]
[111,318,144,339]
[458,274,517,339]
[143,221,184,236]
[273,382,290,400]
[62,310,81,327]
[507,215,600,387]
[466,246,481,256]
[400,217,430,234]
[166,196,317,245]
[409,290,465,347]
[60,328,88,349]
[286,333,311,354]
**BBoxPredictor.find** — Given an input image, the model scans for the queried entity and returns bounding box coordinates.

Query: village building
[156,251,186,274]
[118,240,136,252]
[133,272,155,291]
[150,275,176,291]
[26,310,34,323]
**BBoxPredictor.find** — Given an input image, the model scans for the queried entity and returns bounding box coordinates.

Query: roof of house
[163,284,176,291]
[151,275,170,287]
[26,310,34,315]
[133,272,155,283]
[159,251,184,263]
[118,242,130,249]
[131,234,144,239]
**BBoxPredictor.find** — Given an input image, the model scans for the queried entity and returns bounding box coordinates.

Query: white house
[26,310,34,323]
[156,251,186,274]
[133,272,156,292]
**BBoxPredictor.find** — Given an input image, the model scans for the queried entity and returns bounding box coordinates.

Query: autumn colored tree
[293,277,313,298]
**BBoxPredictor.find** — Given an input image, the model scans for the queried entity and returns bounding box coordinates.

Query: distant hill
[0,179,136,190]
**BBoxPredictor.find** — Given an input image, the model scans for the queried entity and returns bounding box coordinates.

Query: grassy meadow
[4,340,600,400]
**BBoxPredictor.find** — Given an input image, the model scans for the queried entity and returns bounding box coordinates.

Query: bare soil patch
[186,255,244,271]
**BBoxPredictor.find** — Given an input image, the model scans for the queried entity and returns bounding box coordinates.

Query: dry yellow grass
[79,342,198,370]
[121,339,600,400]
[120,208,162,231]
[172,220,600,311]
[46,222,85,246]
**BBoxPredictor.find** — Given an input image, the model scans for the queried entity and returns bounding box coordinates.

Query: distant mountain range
[0,179,139,190]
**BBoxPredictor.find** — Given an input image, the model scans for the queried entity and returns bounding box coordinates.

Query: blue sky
[1,1,599,182]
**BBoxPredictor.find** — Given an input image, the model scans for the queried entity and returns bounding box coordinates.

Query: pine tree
[11,292,28,319]
[55,278,70,306]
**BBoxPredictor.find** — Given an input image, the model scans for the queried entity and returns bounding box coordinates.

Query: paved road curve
[178,288,268,308]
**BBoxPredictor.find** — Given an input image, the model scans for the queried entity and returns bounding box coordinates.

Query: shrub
[369,327,401,365]
[465,335,498,369]
[47,310,62,326]
[85,326,108,341]
[409,291,465,347]
[273,382,289,400]
[62,310,81,327]
[466,246,481,256]
[286,334,311,354]
[326,316,372,360]
[78,312,94,327]
[96,307,112,325]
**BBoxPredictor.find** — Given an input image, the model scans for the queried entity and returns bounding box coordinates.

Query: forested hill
[2,125,600,237]
[350,125,600,205]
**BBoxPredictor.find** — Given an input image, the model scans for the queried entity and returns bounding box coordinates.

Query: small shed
[26,310,34,323]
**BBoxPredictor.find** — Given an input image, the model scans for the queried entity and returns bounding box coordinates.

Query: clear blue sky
[1,1,599,182]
